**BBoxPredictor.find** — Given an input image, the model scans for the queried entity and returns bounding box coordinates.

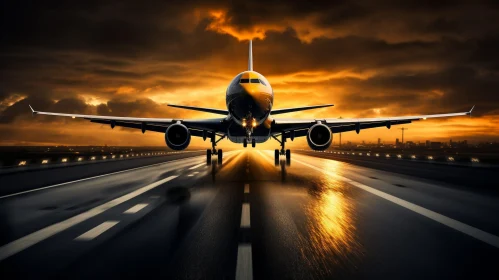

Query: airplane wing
[29,105,227,137]
[167,104,228,115]
[271,106,474,137]
[271,104,333,115]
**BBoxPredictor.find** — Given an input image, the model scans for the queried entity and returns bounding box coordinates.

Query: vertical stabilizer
[248,40,253,71]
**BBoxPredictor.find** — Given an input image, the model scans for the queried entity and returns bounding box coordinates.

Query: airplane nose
[228,87,270,123]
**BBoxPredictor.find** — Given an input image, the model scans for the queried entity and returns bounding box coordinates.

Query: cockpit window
[259,79,267,86]
[239,78,250,83]
[250,78,260,83]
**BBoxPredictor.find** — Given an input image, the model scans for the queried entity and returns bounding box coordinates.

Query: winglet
[468,105,475,117]
[29,105,37,115]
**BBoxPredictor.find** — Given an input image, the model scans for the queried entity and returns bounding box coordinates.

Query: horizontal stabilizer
[271,104,333,115]
[168,104,228,115]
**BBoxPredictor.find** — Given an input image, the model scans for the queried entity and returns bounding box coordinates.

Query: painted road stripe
[0,175,178,261]
[188,172,199,177]
[189,163,204,170]
[75,221,119,241]
[124,203,148,214]
[236,244,253,280]
[291,156,499,249]
[0,156,204,199]
[241,203,250,228]
[244,184,250,194]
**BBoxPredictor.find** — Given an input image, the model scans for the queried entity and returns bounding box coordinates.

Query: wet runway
[0,150,498,279]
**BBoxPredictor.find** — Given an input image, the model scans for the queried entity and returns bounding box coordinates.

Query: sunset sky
[1,0,498,148]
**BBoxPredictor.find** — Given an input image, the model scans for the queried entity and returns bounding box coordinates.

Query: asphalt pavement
[0,150,498,279]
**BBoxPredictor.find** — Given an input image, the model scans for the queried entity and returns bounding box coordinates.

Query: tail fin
[248,40,253,71]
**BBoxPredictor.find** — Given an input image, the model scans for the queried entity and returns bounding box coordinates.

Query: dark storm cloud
[0,0,498,144]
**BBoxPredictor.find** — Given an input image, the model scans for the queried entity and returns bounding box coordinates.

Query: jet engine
[165,123,191,150]
[306,124,332,150]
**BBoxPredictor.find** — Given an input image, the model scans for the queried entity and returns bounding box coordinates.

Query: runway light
[366,153,370,156]
[126,155,129,157]
[61,158,68,162]
[91,156,96,160]
[102,156,107,159]
[77,157,83,161]
[397,154,402,159]
[447,156,455,162]
[120,155,123,158]
[375,153,379,157]
[19,161,27,166]
[112,155,116,159]
[428,156,434,160]
[352,152,355,155]
[385,154,390,158]
[359,153,363,156]
[42,159,49,164]
[471,157,480,163]
[411,155,416,159]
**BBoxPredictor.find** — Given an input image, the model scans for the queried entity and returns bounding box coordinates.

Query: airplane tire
[243,139,247,148]
[206,149,211,165]
[286,149,291,166]
[274,149,279,166]
[218,149,223,164]
[252,139,256,148]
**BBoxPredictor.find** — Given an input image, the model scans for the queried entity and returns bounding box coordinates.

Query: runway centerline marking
[124,203,148,214]
[236,245,253,280]
[75,221,119,241]
[0,155,204,199]
[0,175,178,261]
[188,171,199,177]
[240,203,251,228]
[244,184,250,194]
[287,154,499,249]
[189,163,204,170]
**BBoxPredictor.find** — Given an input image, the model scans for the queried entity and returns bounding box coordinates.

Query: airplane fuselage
[225,70,274,143]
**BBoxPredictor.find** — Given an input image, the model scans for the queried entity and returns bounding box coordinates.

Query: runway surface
[0,150,498,279]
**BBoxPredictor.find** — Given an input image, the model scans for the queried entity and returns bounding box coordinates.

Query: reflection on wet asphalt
[0,150,498,279]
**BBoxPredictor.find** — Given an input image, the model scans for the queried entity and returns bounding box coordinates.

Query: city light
[471,157,480,163]
[447,156,455,161]
[77,157,83,161]
[42,159,49,164]
[397,154,402,159]
[91,156,96,160]
[61,158,68,162]
[411,155,417,159]
[18,161,27,166]
[427,156,434,160]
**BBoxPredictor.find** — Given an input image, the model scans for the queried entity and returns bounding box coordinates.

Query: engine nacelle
[165,123,191,150]
[307,124,332,150]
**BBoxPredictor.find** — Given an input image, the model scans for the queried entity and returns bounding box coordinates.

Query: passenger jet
[29,41,474,165]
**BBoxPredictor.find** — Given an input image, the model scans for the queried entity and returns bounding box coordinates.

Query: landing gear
[272,133,291,166]
[206,133,225,165]
[206,149,212,165]
[218,149,223,164]
[252,138,256,148]
[243,138,247,148]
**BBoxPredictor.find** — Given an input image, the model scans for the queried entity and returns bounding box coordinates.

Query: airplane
[29,40,474,166]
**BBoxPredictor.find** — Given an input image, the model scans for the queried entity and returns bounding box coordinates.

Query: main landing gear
[272,134,291,166]
[206,134,225,165]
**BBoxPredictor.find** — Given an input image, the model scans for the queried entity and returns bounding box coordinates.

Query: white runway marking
[240,203,250,228]
[0,175,178,261]
[189,163,204,170]
[291,156,499,249]
[236,244,253,280]
[75,221,119,241]
[188,172,199,177]
[244,184,250,194]
[0,156,203,199]
[124,203,148,214]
